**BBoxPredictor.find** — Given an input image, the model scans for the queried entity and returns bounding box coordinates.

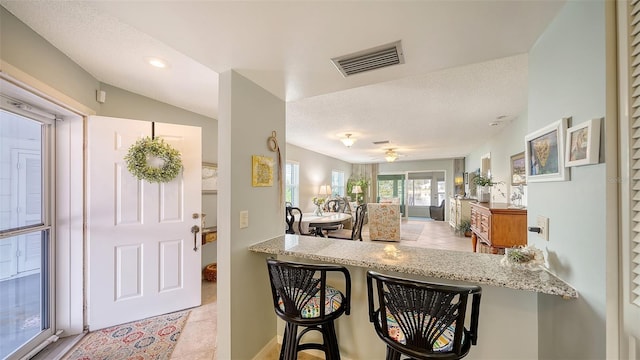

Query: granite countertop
[248,234,578,299]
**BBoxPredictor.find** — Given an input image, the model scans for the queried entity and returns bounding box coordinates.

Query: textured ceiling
[0,1,565,163]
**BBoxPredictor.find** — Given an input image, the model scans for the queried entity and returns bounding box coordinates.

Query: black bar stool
[366,270,482,360]
[266,259,351,360]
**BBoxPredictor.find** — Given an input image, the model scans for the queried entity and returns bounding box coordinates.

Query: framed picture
[510,152,526,186]
[252,155,274,187]
[565,118,601,167]
[202,163,218,194]
[525,117,570,182]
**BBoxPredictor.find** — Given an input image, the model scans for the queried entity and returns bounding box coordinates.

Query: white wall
[528,1,613,358]
[286,143,352,212]
[217,70,284,359]
[466,110,529,205]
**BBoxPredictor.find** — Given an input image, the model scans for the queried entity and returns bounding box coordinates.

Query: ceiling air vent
[372,140,390,145]
[331,40,404,77]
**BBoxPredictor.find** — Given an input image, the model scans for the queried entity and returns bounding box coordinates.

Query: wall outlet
[537,215,549,241]
[240,210,249,229]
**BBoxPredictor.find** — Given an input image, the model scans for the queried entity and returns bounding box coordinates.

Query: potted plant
[472,175,496,202]
[457,220,472,237]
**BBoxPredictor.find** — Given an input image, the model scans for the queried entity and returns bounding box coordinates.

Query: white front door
[87,116,202,330]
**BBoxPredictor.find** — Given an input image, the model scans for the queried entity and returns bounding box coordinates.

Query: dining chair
[266,259,351,360]
[322,197,350,235]
[327,203,367,241]
[366,270,482,360]
[285,206,296,234]
[287,206,316,236]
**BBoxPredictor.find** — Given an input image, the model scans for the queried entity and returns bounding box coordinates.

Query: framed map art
[524,117,570,183]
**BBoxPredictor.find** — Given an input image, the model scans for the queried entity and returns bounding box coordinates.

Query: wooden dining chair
[327,204,367,241]
[285,206,296,234]
[287,206,316,236]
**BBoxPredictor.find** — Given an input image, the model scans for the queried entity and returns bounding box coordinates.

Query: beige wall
[286,143,352,212]
[217,70,284,359]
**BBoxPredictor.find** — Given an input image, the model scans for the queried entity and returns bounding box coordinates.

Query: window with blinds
[628,0,640,307]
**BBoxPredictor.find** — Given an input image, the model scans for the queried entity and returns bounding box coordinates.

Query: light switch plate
[240,210,249,229]
[537,215,549,241]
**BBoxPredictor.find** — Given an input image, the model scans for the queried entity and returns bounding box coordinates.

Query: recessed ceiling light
[146,57,169,69]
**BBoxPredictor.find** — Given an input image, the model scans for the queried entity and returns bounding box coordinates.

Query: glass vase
[314,205,323,216]
[477,185,490,202]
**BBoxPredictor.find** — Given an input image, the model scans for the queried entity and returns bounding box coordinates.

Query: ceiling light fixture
[341,134,356,147]
[146,57,168,69]
[385,149,398,162]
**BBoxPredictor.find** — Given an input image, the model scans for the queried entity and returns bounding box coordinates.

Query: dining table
[294,212,352,237]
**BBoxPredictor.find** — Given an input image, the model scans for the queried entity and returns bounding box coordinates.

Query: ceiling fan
[371,148,406,162]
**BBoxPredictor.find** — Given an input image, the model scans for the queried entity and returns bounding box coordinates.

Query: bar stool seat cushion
[277,285,344,318]
[382,310,459,352]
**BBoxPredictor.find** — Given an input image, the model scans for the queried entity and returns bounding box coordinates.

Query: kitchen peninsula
[249,234,577,359]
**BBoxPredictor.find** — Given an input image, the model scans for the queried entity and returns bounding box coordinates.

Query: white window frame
[0,103,55,360]
[285,161,300,206]
[331,170,345,197]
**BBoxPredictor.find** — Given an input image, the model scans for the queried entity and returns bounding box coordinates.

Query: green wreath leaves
[125,137,183,183]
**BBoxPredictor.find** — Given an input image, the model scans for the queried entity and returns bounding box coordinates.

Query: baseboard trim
[252,336,279,360]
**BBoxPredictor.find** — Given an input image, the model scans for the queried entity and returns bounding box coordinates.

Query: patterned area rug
[63,310,190,360]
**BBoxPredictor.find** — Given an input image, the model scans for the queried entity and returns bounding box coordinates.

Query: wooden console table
[470,202,527,254]
[201,226,217,245]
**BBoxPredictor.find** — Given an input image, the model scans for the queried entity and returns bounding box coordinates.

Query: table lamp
[318,185,332,198]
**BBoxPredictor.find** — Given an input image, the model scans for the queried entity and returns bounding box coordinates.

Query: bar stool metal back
[366,271,482,360]
[267,259,351,360]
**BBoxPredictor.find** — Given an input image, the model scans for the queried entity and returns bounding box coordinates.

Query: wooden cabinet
[449,197,457,228]
[449,197,474,230]
[201,226,217,245]
[470,202,527,254]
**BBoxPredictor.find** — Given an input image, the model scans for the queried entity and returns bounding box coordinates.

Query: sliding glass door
[0,108,54,359]
[377,174,405,216]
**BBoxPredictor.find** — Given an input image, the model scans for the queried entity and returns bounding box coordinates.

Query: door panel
[88,116,201,330]
[115,162,143,225]
[115,244,142,301]
[159,239,183,292]
[160,181,183,222]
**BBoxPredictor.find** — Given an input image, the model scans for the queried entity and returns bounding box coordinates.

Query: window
[285,162,300,206]
[437,180,446,205]
[331,170,345,196]
[377,174,405,204]
[407,179,431,206]
[0,107,54,359]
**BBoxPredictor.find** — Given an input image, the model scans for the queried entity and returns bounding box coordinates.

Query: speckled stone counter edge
[249,234,578,299]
